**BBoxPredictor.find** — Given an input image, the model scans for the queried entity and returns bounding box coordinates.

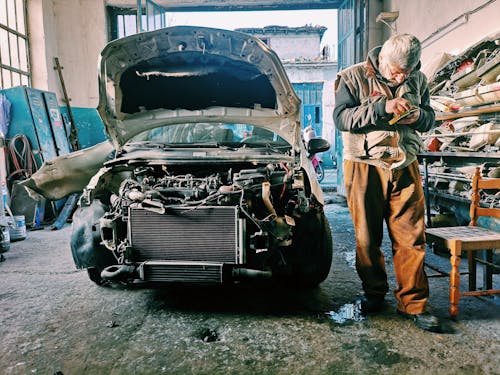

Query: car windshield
[129,123,290,148]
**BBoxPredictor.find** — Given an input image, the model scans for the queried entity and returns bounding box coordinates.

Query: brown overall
[344,159,429,314]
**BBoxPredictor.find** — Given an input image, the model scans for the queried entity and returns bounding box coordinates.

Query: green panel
[1,86,59,167]
[43,92,71,155]
[24,88,58,162]
[59,107,108,150]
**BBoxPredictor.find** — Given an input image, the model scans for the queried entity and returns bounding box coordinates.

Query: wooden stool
[425,167,500,318]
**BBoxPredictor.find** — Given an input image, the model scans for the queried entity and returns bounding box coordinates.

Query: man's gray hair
[379,34,421,71]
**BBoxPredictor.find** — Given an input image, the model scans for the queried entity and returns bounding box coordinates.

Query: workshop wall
[382,0,500,64]
[27,0,60,98]
[27,0,107,109]
[25,1,500,127]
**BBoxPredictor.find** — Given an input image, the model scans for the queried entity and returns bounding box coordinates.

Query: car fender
[20,141,115,200]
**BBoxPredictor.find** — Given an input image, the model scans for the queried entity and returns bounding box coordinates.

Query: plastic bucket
[0,224,10,253]
[9,215,26,241]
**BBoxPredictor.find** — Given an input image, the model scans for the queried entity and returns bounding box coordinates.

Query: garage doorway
[106,0,368,173]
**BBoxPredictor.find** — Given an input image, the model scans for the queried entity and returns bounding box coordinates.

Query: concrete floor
[1,173,499,374]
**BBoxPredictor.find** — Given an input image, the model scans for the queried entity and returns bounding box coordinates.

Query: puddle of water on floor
[326,300,366,324]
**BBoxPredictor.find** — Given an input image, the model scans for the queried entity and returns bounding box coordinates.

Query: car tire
[287,211,333,287]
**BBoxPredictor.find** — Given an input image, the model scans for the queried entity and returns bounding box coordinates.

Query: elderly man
[333,34,441,332]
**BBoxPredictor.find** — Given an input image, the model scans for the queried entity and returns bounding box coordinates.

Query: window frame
[107,6,138,41]
[0,0,30,89]
[107,1,166,42]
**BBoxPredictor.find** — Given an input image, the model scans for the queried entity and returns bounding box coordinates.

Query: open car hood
[98,26,301,149]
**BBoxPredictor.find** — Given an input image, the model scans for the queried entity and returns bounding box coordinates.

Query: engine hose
[7,134,37,182]
[100,265,136,280]
[232,268,272,280]
[261,181,277,217]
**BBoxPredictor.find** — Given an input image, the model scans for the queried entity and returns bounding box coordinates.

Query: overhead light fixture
[376,11,399,34]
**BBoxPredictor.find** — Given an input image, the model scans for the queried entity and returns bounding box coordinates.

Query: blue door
[292,82,323,136]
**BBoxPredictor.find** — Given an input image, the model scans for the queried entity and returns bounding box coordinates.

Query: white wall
[28,0,107,107]
[270,34,322,60]
[381,0,500,66]
[52,0,107,106]
[28,0,59,94]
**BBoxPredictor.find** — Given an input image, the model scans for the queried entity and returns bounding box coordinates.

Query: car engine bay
[72,158,329,286]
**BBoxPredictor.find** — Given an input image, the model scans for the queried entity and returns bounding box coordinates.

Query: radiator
[140,261,223,283]
[128,206,240,263]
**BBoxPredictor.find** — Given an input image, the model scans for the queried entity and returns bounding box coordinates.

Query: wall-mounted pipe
[421,0,497,48]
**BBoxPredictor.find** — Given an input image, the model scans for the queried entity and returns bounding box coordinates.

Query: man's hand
[385,98,411,115]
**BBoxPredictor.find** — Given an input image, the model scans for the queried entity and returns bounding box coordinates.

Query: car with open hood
[22,26,332,286]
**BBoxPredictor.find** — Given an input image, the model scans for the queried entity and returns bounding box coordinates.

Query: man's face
[379,56,410,87]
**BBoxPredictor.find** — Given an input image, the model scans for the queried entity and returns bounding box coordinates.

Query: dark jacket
[333,47,435,169]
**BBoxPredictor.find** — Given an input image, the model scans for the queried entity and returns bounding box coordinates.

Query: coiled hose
[7,134,37,184]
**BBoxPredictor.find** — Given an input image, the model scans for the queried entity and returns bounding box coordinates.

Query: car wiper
[126,141,170,149]
[161,142,240,150]
[170,142,220,148]
[127,142,242,151]
[241,143,291,153]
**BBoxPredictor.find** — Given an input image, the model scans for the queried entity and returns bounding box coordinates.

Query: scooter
[303,125,326,183]
[311,153,325,183]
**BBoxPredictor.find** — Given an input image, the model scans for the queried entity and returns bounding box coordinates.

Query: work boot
[357,294,385,315]
[397,310,443,333]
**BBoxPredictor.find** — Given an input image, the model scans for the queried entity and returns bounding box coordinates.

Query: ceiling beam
[106,0,343,12]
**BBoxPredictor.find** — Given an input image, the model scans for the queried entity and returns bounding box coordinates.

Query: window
[0,0,30,89]
[107,7,138,41]
[139,0,166,33]
[107,1,166,41]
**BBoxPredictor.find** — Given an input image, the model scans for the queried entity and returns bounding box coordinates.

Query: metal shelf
[420,152,499,226]
[423,86,500,229]
[435,104,500,121]
[426,172,471,182]
[427,189,471,205]
[419,152,500,160]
